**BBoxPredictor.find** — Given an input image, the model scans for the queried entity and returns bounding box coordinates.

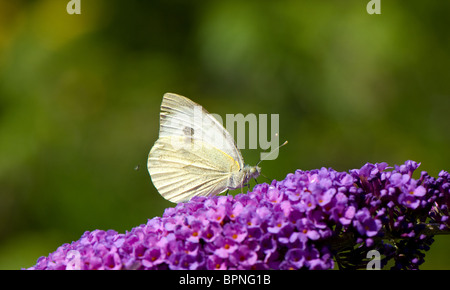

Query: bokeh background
[0,0,449,269]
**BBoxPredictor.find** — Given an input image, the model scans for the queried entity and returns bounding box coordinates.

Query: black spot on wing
[183,126,195,136]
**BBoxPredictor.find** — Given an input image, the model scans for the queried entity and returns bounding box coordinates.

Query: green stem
[418,223,450,236]
[328,223,450,253]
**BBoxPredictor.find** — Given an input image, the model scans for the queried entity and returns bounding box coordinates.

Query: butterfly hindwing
[148,136,241,203]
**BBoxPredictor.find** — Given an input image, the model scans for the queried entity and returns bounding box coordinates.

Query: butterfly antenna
[260,172,272,182]
[256,140,288,166]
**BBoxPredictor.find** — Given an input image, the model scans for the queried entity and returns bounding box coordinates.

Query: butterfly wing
[148,93,245,203]
[158,93,244,168]
[148,136,241,203]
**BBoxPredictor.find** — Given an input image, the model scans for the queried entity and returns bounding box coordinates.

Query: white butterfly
[147,93,261,203]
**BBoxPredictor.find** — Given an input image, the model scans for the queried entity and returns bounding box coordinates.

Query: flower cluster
[27,160,450,270]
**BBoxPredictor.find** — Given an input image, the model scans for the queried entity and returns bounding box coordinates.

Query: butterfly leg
[241,182,250,192]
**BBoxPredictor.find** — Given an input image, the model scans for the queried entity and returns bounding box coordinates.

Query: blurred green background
[0,0,449,269]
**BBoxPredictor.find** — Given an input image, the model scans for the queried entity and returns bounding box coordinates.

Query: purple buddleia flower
[331,205,355,225]
[26,160,450,270]
[316,188,336,208]
[211,236,238,259]
[284,248,305,269]
[260,233,277,258]
[407,184,426,197]
[223,223,247,243]
[291,217,320,242]
[398,193,421,209]
[390,173,411,187]
[267,212,289,234]
[103,250,122,270]
[353,208,382,237]
[229,245,258,269]
[201,222,221,242]
[206,255,228,270]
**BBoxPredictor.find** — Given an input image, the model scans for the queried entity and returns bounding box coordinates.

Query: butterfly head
[243,164,261,183]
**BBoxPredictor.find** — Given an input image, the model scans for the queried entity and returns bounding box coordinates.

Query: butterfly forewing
[158,93,244,169]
